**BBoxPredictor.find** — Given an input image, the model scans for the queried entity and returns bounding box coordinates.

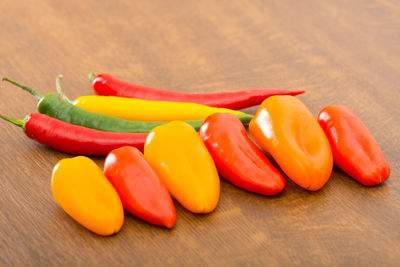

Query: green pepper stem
[2,77,43,100]
[56,74,73,104]
[0,113,24,127]
[88,73,97,82]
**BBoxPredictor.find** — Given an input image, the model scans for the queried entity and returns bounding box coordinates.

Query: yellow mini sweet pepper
[73,95,244,122]
[144,121,220,213]
[51,156,124,236]
[249,96,333,191]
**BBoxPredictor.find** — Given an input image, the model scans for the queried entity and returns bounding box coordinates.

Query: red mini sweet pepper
[318,105,390,186]
[104,146,176,228]
[199,113,285,195]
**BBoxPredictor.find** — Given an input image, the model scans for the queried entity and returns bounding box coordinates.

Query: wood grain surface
[1,0,399,266]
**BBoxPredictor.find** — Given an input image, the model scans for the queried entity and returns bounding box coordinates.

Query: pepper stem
[56,74,73,104]
[2,77,43,100]
[0,113,24,128]
[88,73,97,82]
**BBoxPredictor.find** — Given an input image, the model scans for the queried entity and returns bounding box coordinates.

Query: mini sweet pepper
[199,113,285,195]
[104,146,176,228]
[318,105,390,186]
[144,121,220,213]
[249,96,333,191]
[51,156,124,236]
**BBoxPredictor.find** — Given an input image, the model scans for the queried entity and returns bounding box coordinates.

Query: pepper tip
[88,73,97,81]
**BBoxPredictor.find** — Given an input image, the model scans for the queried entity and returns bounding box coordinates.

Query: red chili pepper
[104,146,176,228]
[318,105,390,186]
[199,113,285,195]
[90,73,305,110]
[0,113,147,155]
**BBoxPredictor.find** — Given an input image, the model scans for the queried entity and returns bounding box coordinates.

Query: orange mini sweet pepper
[144,121,220,213]
[249,96,333,191]
[51,156,124,236]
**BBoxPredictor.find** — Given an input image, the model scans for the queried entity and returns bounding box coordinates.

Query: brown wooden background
[1,0,399,266]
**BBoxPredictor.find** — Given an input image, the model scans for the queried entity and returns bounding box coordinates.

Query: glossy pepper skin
[74,95,245,122]
[90,73,305,110]
[104,146,176,228]
[249,96,333,191]
[199,113,285,195]
[318,105,390,186]
[144,121,220,213]
[2,77,253,133]
[51,156,124,236]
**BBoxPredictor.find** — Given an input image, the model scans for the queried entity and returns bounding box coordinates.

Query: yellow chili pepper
[249,96,333,191]
[51,156,124,236]
[73,95,244,122]
[144,121,220,213]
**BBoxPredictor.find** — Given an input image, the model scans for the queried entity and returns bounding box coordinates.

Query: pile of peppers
[0,73,390,236]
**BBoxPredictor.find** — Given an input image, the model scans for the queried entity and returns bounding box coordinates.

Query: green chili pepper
[2,76,253,133]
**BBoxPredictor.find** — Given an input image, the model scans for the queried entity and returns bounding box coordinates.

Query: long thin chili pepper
[72,95,247,122]
[57,77,248,122]
[0,112,147,155]
[2,76,253,133]
[89,73,305,110]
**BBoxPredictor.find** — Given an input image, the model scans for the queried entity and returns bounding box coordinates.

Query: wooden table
[1,0,399,266]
